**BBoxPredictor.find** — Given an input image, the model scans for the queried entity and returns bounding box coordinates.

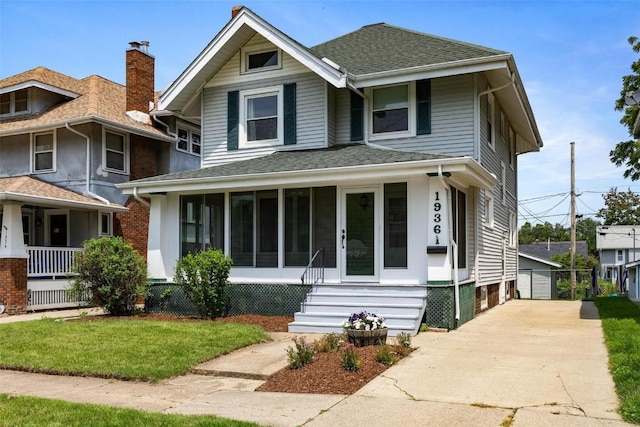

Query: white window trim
[176,125,201,156]
[501,161,507,205]
[239,86,284,149]
[509,211,517,248]
[31,130,56,173]
[487,93,495,151]
[240,45,282,75]
[368,82,416,141]
[509,126,516,170]
[485,193,494,229]
[102,128,129,174]
[480,285,488,310]
[0,88,30,117]
[99,212,112,236]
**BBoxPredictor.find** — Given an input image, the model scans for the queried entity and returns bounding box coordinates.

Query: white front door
[341,187,379,282]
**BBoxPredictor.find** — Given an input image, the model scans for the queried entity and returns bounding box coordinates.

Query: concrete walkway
[0,301,633,426]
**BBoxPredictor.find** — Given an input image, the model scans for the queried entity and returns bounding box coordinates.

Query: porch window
[230,190,278,267]
[480,286,488,309]
[451,186,467,269]
[33,131,55,172]
[100,212,112,236]
[104,130,128,173]
[384,183,407,268]
[284,187,337,268]
[180,194,224,257]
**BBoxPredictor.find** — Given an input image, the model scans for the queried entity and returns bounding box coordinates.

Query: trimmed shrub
[70,236,147,316]
[173,249,233,319]
[287,337,315,369]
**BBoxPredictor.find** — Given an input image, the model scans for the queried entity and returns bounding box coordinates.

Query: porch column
[426,179,452,281]
[146,194,168,280]
[0,201,29,314]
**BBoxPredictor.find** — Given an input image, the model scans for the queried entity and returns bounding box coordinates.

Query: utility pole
[570,142,577,300]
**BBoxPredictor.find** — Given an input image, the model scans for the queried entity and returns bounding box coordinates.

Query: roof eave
[0,115,174,142]
[0,192,128,212]
[159,8,346,112]
[351,55,512,87]
[118,155,497,195]
[0,80,80,99]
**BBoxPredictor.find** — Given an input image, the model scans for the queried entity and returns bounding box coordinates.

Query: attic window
[0,88,29,116]
[241,46,281,74]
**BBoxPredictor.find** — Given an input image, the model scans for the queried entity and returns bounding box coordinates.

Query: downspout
[65,123,110,206]
[438,165,460,323]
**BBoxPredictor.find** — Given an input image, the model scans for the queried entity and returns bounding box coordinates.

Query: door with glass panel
[341,188,378,281]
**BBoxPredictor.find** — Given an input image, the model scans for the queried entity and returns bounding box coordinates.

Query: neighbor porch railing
[300,248,325,285]
[27,246,82,278]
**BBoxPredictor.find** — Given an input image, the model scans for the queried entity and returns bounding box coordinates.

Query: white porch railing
[27,246,82,278]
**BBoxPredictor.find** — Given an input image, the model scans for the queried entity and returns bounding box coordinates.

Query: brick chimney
[126,41,154,113]
[231,5,244,18]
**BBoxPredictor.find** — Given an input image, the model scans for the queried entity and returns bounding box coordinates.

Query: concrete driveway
[307,299,629,426]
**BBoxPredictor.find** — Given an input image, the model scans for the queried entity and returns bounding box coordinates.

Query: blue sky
[1,0,639,227]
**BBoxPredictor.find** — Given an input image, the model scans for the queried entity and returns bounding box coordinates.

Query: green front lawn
[0,318,268,382]
[0,394,260,427]
[594,297,640,424]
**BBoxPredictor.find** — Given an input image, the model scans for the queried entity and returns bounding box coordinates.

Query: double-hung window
[33,131,55,172]
[372,84,410,135]
[103,130,128,173]
[239,86,283,148]
[177,127,201,155]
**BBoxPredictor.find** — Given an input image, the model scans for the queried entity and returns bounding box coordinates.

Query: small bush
[70,237,147,316]
[395,332,412,348]
[174,249,233,319]
[375,345,397,366]
[314,333,344,353]
[341,343,361,372]
[287,337,315,369]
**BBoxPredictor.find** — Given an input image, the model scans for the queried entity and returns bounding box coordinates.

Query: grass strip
[594,297,640,424]
[0,394,261,427]
[0,318,268,382]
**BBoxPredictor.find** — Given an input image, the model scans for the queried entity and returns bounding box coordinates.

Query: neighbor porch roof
[0,176,127,212]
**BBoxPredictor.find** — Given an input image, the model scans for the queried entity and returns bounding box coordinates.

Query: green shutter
[284,83,296,145]
[350,90,364,141]
[227,91,239,151]
[416,79,431,135]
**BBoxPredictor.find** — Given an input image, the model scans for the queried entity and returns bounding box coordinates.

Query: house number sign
[427,187,448,254]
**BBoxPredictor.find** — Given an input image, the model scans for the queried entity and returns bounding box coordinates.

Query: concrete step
[287,321,415,337]
[305,292,425,305]
[312,284,428,296]
[301,301,423,315]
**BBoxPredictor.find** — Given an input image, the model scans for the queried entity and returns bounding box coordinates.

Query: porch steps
[288,283,427,336]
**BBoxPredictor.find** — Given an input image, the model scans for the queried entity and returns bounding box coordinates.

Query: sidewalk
[0,301,634,426]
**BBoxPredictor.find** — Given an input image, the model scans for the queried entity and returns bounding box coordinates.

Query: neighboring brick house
[119,7,543,334]
[0,43,200,314]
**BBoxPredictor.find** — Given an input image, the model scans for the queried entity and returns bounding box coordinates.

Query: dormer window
[177,126,201,156]
[241,46,281,74]
[0,88,29,116]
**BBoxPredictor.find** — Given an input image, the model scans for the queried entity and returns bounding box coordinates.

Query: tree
[596,187,640,225]
[70,236,147,316]
[575,217,601,256]
[610,36,640,180]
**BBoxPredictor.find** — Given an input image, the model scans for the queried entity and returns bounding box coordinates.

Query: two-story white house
[118,6,543,334]
[0,43,200,314]
[597,225,640,299]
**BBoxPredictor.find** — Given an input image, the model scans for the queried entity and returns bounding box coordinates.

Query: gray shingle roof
[310,23,507,76]
[130,144,453,184]
[519,242,589,261]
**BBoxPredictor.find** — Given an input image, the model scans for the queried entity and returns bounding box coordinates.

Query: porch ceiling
[0,176,127,212]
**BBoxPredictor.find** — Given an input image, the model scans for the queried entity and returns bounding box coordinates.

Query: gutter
[437,164,460,323]
[64,123,110,206]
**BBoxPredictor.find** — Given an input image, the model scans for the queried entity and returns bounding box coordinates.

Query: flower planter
[346,328,388,347]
